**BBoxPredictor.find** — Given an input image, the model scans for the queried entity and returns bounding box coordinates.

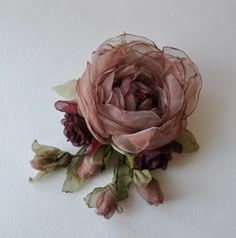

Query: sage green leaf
[84,187,105,208]
[112,162,133,201]
[62,155,85,193]
[28,171,48,183]
[90,147,104,165]
[125,154,135,168]
[133,169,152,187]
[32,140,63,157]
[111,143,126,155]
[52,79,78,100]
[176,129,199,153]
[111,143,136,168]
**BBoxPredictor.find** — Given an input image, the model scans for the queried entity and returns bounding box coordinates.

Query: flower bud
[31,141,73,172]
[31,155,45,171]
[77,156,101,179]
[135,178,164,205]
[95,188,117,219]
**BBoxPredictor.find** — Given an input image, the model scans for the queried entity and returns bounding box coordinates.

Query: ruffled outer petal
[112,111,187,153]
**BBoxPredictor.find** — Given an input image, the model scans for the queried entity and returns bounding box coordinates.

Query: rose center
[135,90,153,103]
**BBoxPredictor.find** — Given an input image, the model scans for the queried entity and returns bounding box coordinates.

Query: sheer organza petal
[54,100,78,114]
[97,104,161,132]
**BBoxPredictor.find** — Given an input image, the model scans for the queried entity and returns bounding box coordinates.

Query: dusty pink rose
[77,34,202,153]
[135,178,164,205]
[95,188,117,219]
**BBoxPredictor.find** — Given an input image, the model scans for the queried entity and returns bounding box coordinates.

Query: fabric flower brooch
[30,33,202,219]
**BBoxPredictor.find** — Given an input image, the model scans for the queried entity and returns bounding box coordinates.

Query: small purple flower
[55,100,93,147]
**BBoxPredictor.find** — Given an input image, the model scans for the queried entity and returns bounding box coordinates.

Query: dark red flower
[55,101,93,147]
[134,141,182,170]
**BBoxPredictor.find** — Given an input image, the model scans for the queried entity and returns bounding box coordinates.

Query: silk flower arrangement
[30,34,202,219]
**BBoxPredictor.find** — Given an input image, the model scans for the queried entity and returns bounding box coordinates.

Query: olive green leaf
[28,171,48,183]
[176,129,199,153]
[111,143,126,155]
[84,187,105,208]
[90,147,105,165]
[52,79,78,100]
[31,141,73,172]
[62,154,86,193]
[111,143,136,168]
[133,169,152,188]
[110,161,133,201]
[125,154,135,168]
[32,140,63,157]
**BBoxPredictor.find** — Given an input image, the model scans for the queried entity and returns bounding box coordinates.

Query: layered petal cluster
[77,34,202,153]
[55,100,93,147]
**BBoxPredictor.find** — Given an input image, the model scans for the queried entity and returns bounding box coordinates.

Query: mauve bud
[77,156,101,179]
[96,188,117,219]
[31,141,73,172]
[135,178,164,205]
[31,155,45,171]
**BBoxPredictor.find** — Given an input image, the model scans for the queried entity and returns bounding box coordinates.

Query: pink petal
[115,65,138,79]
[181,58,202,117]
[77,64,108,142]
[112,112,187,153]
[164,74,184,120]
[54,100,78,114]
[109,87,125,109]
[97,104,161,133]
[124,92,136,111]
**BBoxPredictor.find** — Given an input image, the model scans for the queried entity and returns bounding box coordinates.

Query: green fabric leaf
[52,79,78,100]
[111,143,126,155]
[90,147,104,165]
[28,171,48,183]
[84,187,105,208]
[133,169,152,187]
[111,143,136,168]
[32,140,63,156]
[111,162,133,201]
[176,129,199,153]
[62,154,85,193]
[125,154,135,168]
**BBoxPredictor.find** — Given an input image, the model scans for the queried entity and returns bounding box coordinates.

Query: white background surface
[0,0,236,237]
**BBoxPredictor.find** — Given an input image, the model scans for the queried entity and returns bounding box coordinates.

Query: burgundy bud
[96,188,117,219]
